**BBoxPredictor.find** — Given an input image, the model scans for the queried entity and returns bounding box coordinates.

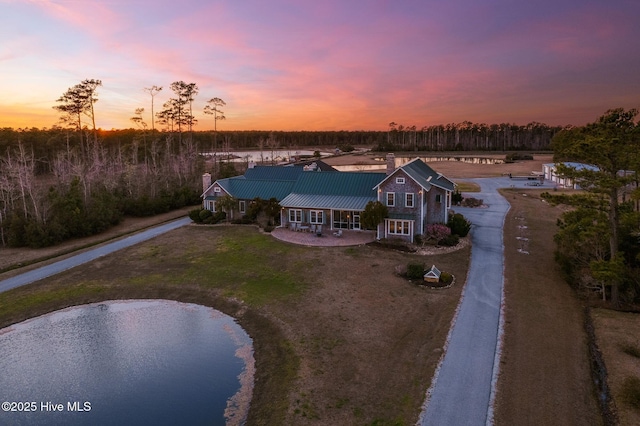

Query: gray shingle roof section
[401,159,455,191]
[291,172,387,196]
[280,194,375,210]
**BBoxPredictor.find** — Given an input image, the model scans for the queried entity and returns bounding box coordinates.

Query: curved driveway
[0,217,191,294]
[419,177,549,425]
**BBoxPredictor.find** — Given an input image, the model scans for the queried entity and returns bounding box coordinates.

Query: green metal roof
[280,194,375,211]
[290,171,386,196]
[218,179,295,201]
[243,166,304,181]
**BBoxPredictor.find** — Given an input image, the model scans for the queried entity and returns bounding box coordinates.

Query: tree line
[543,108,640,308]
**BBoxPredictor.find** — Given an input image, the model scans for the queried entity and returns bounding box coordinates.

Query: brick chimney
[202,173,211,193]
[386,153,396,175]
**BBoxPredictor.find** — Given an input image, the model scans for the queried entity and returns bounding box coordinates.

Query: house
[201,154,455,242]
[374,154,455,242]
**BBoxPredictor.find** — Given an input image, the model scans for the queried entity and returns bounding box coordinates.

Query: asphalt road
[0,217,191,294]
[419,177,524,426]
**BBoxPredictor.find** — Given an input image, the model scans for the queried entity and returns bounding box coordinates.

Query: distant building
[542,162,598,189]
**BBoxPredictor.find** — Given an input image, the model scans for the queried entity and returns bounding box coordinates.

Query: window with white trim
[289,209,302,222]
[435,194,442,203]
[239,200,246,214]
[405,193,414,208]
[396,177,405,184]
[207,200,216,211]
[386,192,395,207]
[309,210,323,224]
[388,219,411,235]
[214,187,221,193]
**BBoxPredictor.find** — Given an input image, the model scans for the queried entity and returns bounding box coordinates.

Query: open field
[0,225,470,425]
[591,309,640,425]
[495,188,602,425]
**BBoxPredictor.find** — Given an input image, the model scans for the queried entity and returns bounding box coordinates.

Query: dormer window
[214,187,221,193]
[396,177,405,184]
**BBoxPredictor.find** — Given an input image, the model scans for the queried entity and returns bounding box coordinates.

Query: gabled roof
[375,158,455,192]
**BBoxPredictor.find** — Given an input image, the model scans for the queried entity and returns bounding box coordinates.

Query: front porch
[271,227,376,247]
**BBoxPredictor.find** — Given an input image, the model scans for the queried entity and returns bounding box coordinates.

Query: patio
[270,226,376,247]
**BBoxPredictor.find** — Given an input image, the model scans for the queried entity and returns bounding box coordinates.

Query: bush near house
[438,234,460,247]
[448,213,471,237]
[406,262,425,280]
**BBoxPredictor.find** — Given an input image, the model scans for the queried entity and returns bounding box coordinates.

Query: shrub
[440,271,453,284]
[425,223,451,242]
[212,211,227,224]
[263,225,274,233]
[199,209,213,221]
[620,376,640,408]
[189,209,204,223]
[406,263,425,280]
[461,197,484,207]
[438,234,460,247]
[448,213,471,237]
[452,190,463,205]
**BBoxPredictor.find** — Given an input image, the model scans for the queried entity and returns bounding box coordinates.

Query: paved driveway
[419,177,513,426]
[0,217,191,294]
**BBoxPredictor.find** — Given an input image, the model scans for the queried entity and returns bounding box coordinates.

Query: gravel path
[0,217,191,294]
[419,177,513,426]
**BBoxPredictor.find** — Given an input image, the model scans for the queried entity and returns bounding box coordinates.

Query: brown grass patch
[592,308,640,425]
[0,225,470,425]
[495,189,601,425]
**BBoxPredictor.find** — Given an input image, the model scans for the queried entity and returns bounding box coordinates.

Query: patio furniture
[299,224,310,232]
[290,222,298,232]
[333,229,342,237]
[315,225,322,237]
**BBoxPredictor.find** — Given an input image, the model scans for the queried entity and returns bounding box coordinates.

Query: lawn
[0,224,470,425]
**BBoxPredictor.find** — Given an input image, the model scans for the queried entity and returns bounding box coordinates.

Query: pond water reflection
[0,300,253,426]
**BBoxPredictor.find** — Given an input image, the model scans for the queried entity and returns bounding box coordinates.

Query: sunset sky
[1,0,639,131]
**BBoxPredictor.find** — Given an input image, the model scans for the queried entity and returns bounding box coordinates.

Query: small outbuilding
[424,265,441,283]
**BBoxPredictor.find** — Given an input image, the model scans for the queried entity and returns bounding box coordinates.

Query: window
[207,200,216,212]
[289,209,302,223]
[405,193,414,208]
[435,194,442,203]
[396,177,405,184]
[309,210,323,224]
[386,192,395,207]
[239,200,246,214]
[214,187,221,193]
[388,219,411,235]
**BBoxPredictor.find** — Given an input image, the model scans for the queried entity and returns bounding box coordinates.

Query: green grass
[454,181,481,192]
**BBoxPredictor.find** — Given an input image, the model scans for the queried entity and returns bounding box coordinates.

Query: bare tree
[143,85,162,133]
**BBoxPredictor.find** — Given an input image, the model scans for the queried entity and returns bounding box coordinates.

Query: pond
[0,300,254,426]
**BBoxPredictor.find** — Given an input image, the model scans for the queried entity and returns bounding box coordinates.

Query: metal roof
[280,194,376,211]
[243,166,305,181]
[218,178,295,200]
[291,171,386,196]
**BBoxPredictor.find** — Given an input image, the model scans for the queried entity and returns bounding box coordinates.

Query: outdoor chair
[333,229,342,237]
